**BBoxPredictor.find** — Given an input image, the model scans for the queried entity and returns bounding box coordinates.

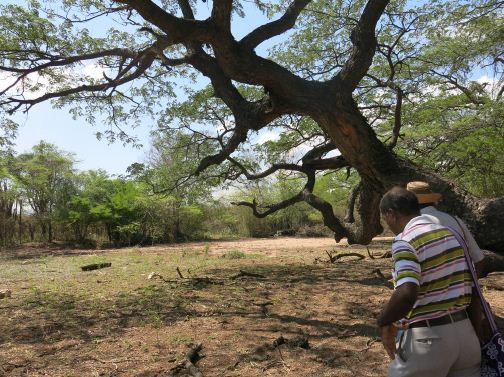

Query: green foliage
[11,141,75,242]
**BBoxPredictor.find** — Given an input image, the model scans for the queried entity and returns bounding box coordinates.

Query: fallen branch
[330,252,365,263]
[171,343,204,377]
[176,267,185,279]
[325,250,336,263]
[185,344,204,377]
[81,262,111,271]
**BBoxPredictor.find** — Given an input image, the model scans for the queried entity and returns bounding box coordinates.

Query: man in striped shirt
[377,187,480,377]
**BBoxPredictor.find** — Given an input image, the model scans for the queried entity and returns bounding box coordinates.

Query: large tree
[0,0,503,251]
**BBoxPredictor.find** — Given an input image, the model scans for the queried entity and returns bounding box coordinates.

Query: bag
[481,332,504,377]
[450,229,504,377]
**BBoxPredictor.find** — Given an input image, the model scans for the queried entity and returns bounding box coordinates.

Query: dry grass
[0,237,502,376]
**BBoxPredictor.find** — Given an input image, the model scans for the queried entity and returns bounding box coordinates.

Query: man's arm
[377,282,418,359]
[377,282,419,327]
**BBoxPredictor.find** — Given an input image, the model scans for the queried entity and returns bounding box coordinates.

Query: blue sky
[12,101,149,175]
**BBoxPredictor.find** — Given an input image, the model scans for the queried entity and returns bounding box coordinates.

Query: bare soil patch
[0,237,501,376]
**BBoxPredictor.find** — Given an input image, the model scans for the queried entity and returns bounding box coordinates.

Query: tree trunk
[48,220,53,243]
[481,250,504,277]
[312,97,504,252]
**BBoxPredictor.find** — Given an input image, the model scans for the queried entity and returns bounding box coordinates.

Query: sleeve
[392,239,421,287]
[455,217,484,263]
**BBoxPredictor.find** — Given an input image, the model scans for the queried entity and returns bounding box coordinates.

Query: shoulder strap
[448,226,498,334]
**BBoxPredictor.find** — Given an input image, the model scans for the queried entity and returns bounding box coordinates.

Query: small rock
[0,289,12,299]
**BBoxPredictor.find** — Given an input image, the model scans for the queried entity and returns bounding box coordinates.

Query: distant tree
[62,170,112,242]
[0,151,21,245]
[11,141,75,242]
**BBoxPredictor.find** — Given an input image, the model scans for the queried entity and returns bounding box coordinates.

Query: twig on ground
[361,337,378,352]
[176,267,184,279]
[329,252,365,263]
[230,270,265,280]
[89,356,142,364]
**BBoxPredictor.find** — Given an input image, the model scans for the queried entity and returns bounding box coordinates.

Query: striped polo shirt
[392,214,473,324]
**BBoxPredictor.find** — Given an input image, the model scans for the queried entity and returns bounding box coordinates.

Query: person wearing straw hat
[406,181,488,343]
[377,187,481,377]
[406,181,484,276]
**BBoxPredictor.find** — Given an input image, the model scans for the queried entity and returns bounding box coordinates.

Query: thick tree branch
[0,39,184,114]
[300,172,349,240]
[232,196,304,218]
[344,182,361,223]
[212,0,233,32]
[335,0,390,90]
[303,156,348,170]
[301,142,336,163]
[114,0,213,44]
[177,0,195,19]
[227,157,306,180]
[387,87,403,149]
[240,0,311,50]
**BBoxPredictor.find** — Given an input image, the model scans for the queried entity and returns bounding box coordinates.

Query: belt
[409,310,468,328]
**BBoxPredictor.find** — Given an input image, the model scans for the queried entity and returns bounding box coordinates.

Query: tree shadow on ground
[0,259,397,363]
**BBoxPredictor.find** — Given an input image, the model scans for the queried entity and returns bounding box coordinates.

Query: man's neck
[397,213,420,234]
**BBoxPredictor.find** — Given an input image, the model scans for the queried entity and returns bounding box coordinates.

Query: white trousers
[388,318,481,377]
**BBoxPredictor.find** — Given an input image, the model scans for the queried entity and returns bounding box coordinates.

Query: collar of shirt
[397,214,437,240]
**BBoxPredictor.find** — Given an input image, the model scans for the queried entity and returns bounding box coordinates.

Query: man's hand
[380,324,398,360]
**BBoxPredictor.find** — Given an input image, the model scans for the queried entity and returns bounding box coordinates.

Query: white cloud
[256,130,280,144]
[82,63,106,80]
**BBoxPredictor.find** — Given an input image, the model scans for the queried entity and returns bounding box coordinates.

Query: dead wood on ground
[171,343,204,377]
[326,251,365,263]
[81,262,111,271]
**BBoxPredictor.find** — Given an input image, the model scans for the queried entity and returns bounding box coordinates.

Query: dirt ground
[0,237,502,377]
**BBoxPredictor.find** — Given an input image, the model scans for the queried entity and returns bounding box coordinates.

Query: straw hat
[406,181,442,204]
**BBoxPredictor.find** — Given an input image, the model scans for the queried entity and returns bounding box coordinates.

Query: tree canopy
[0,0,503,251]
